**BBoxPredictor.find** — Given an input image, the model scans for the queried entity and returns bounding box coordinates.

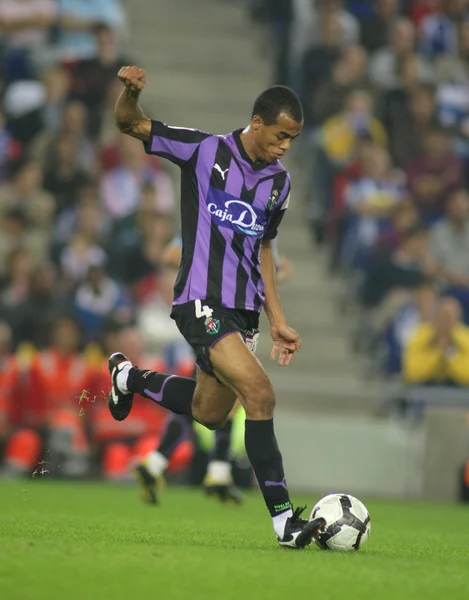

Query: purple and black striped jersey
[143,120,291,313]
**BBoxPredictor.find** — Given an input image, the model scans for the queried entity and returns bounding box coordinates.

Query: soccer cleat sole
[134,465,160,505]
[204,484,243,505]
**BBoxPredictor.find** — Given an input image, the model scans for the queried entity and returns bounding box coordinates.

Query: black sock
[212,419,233,462]
[244,419,291,517]
[157,414,194,459]
[127,368,195,417]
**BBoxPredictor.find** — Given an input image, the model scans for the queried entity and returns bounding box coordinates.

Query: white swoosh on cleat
[111,387,119,405]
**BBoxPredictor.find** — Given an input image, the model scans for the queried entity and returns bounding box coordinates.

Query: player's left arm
[260,239,301,367]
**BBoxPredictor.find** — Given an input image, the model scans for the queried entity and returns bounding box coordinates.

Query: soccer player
[108,65,326,548]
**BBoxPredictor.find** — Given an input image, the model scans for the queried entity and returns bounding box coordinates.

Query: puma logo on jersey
[214,164,229,180]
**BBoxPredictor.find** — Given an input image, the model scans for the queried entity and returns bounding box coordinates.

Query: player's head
[250,86,303,163]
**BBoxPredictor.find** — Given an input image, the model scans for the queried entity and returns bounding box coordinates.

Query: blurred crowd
[0,0,202,479]
[254,0,469,387]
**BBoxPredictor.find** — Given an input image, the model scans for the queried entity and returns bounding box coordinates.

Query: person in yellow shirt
[403,297,469,386]
[321,88,388,166]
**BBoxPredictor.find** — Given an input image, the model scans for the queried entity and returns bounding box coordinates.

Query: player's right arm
[115,66,152,141]
[115,66,211,167]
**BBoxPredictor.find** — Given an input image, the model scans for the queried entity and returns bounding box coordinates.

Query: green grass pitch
[1,481,469,600]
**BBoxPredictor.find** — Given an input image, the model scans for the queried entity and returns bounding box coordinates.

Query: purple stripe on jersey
[242,236,260,310]
[150,128,200,163]
[176,136,220,303]
[224,157,244,200]
[221,159,244,307]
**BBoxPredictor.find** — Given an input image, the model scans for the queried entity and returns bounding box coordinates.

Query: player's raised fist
[117,66,146,93]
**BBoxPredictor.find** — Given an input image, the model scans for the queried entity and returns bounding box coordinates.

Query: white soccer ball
[310,493,371,551]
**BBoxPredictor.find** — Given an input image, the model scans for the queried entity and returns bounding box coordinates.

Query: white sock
[115,363,132,393]
[272,508,293,539]
[146,451,168,477]
[207,460,231,484]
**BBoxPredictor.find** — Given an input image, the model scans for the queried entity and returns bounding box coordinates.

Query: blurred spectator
[55,100,96,170]
[420,0,469,58]
[341,146,405,271]
[381,280,438,376]
[55,0,126,62]
[299,13,342,120]
[389,84,438,167]
[60,233,108,285]
[407,0,442,28]
[380,53,428,138]
[3,79,46,145]
[111,188,172,296]
[430,188,469,321]
[327,136,376,267]
[435,52,469,156]
[40,65,71,134]
[0,321,40,477]
[369,18,433,90]
[434,19,469,82]
[376,199,420,253]
[52,183,110,259]
[291,0,359,87]
[1,317,95,477]
[0,160,55,229]
[0,0,56,82]
[320,89,387,167]
[0,211,49,286]
[69,24,129,139]
[403,296,469,385]
[406,125,463,222]
[360,224,434,310]
[360,0,400,53]
[74,259,132,342]
[0,248,33,320]
[27,317,94,476]
[43,132,92,214]
[261,0,295,86]
[308,45,368,126]
[12,263,71,349]
[100,135,174,220]
[309,89,387,243]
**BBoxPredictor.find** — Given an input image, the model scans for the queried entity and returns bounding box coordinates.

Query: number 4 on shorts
[195,299,213,319]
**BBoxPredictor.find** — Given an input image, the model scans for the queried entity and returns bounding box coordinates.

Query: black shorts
[171,300,260,377]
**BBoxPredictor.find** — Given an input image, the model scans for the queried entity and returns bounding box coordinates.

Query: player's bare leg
[208,333,326,548]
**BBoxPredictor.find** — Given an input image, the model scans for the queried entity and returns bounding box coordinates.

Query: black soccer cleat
[134,463,162,505]
[107,352,134,421]
[277,506,327,549]
[203,475,244,504]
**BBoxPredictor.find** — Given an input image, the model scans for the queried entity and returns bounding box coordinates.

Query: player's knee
[244,379,275,419]
[192,405,227,431]
[192,397,228,431]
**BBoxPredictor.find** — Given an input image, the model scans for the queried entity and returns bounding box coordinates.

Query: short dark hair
[252,86,303,126]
